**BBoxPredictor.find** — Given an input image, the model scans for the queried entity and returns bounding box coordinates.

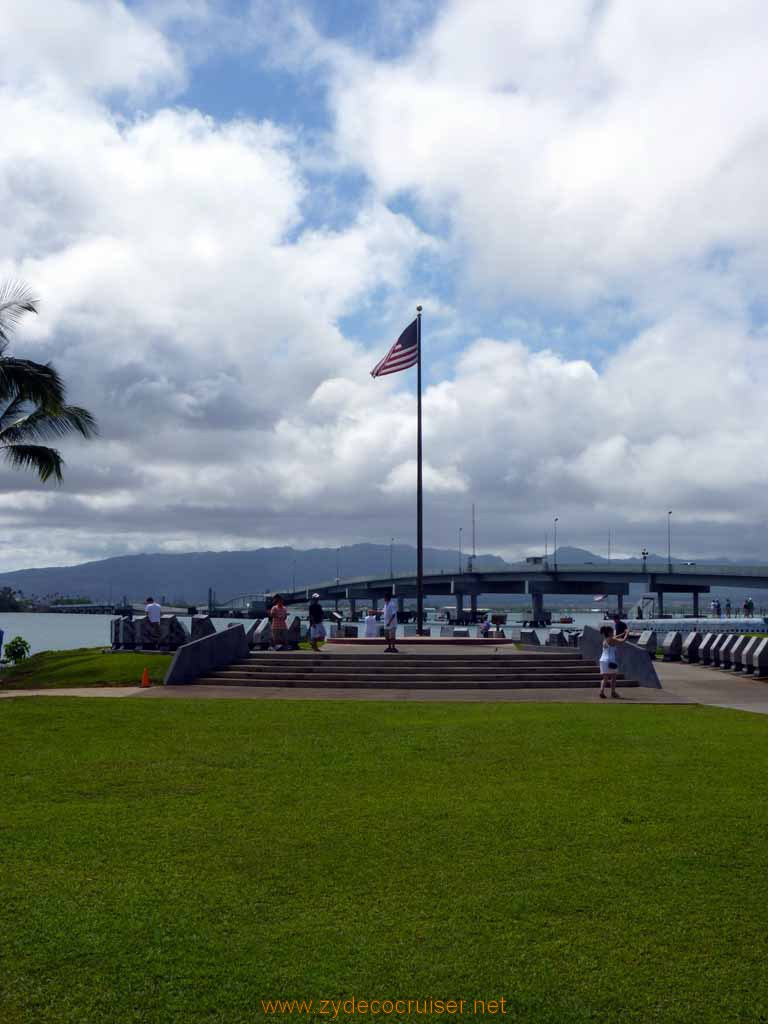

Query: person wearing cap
[308,593,326,651]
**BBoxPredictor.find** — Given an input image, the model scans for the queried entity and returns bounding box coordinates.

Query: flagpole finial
[416,304,422,312]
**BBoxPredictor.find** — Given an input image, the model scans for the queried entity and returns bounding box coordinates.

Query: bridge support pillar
[617,593,624,616]
[397,596,405,616]
[455,592,464,620]
[349,599,357,620]
[693,591,700,617]
[531,591,544,624]
[470,594,478,622]
[656,591,664,617]
[371,598,378,612]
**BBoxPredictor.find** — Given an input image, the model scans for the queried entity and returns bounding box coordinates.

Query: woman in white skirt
[598,625,624,699]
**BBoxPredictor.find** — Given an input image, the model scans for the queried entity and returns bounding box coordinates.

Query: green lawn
[0,647,171,688]
[2,699,768,1024]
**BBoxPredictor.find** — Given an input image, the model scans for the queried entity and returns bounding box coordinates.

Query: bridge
[271,561,768,620]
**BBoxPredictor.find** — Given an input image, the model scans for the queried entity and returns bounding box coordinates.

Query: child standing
[598,624,624,699]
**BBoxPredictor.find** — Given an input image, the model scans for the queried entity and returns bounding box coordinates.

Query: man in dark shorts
[308,593,326,651]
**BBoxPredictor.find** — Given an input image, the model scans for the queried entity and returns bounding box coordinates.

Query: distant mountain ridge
[0,543,762,607]
[0,544,508,604]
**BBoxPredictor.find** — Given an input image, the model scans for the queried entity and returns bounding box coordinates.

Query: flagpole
[416,305,424,635]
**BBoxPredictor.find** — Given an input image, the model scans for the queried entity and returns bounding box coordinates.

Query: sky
[1,0,768,571]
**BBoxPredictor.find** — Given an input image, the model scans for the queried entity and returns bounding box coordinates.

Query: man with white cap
[308,593,326,651]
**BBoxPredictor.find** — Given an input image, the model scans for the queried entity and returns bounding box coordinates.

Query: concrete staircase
[194,650,631,689]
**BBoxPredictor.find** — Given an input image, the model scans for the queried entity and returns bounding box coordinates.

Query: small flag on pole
[370,319,419,377]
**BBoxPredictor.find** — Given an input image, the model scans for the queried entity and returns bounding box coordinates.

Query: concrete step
[241,657,587,668]
[195,676,628,689]
[215,668,600,681]
[199,667,625,685]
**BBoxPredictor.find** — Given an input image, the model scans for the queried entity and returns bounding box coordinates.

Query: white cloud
[322,0,768,314]
[0,0,184,100]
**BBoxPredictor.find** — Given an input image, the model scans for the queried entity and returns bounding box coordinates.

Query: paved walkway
[2,661,767,712]
[654,661,768,714]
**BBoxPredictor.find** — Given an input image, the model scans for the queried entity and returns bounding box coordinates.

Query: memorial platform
[191,647,631,689]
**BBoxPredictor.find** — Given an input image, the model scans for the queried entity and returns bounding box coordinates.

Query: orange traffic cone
[141,667,151,688]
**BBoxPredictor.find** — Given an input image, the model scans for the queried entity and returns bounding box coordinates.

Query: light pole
[458,527,463,573]
[641,547,648,573]
[292,559,296,594]
[335,547,341,584]
[553,517,559,571]
[390,537,394,579]
[667,511,672,571]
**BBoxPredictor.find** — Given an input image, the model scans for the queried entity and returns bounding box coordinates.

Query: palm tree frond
[0,392,30,433]
[1,404,99,445]
[0,358,66,407]
[3,443,63,482]
[59,405,98,439]
[0,280,38,348]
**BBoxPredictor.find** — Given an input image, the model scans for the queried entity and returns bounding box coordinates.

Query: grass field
[2,699,768,1024]
[0,647,171,688]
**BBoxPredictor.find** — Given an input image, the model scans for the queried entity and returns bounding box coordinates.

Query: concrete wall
[579,625,662,689]
[165,624,248,685]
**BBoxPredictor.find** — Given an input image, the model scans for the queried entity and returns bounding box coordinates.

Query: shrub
[4,636,31,664]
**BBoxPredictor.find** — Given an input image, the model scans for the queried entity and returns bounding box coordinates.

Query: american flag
[370,319,419,377]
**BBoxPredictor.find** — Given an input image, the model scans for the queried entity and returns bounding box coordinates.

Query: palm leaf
[0,280,38,349]
[0,404,98,445]
[2,443,63,482]
[0,392,30,433]
[0,357,66,407]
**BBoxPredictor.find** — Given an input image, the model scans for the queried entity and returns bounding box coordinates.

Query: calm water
[0,613,196,657]
[0,610,615,657]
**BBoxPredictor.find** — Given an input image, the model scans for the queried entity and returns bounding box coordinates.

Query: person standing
[598,625,624,699]
[145,596,162,647]
[364,609,379,638]
[725,598,732,618]
[382,591,399,653]
[611,613,628,642]
[308,593,326,651]
[269,594,288,650]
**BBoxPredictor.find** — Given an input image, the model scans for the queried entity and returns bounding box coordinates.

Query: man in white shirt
[364,609,379,639]
[145,596,162,646]
[382,591,398,653]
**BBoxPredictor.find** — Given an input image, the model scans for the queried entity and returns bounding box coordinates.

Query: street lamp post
[641,547,648,573]
[390,538,394,579]
[458,527,463,573]
[292,559,296,594]
[335,547,341,584]
[667,511,672,571]
[553,517,559,571]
